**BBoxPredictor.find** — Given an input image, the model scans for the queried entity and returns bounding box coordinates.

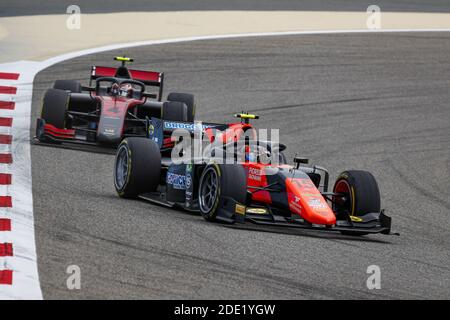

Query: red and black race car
[35,56,195,148]
[113,113,395,236]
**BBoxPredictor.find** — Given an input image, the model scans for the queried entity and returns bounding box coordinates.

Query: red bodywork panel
[43,94,145,143]
[94,94,145,141]
[244,163,272,204]
[91,66,162,84]
[204,122,256,144]
[95,95,144,117]
[43,124,75,139]
[242,161,336,226]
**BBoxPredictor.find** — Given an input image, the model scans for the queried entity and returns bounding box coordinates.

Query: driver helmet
[245,144,269,163]
[110,83,120,96]
[119,83,133,98]
[246,146,256,162]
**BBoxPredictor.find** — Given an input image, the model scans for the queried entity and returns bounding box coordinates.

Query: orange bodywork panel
[286,178,336,225]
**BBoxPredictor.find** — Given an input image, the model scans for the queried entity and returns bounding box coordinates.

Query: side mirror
[294,156,309,169]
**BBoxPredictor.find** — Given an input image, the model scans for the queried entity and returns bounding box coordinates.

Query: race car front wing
[232,205,397,236]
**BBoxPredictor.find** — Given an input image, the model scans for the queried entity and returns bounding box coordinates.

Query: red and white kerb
[0,71,17,286]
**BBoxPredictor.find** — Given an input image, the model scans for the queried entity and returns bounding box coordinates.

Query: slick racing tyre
[333,170,381,236]
[167,92,195,122]
[41,88,69,129]
[198,164,247,222]
[53,80,82,93]
[162,101,188,122]
[114,138,161,198]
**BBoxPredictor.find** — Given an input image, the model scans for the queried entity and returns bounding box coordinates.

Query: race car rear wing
[90,66,164,101]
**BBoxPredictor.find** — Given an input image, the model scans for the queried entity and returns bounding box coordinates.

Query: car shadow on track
[32,140,117,155]
[224,224,394,244]
[112,194,395,244]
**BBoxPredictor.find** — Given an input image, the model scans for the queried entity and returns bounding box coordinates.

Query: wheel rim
[199,167,219,213]
[333,180,353,215]
[115,145,129,190]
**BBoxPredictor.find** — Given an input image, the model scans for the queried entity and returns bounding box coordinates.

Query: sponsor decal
[290,200,302,213]
[307,198,328,210]
[248,167,262,182]
[338,173,349,180]
[235,204,246,215]
[302,192,318,197]
[103,128,115,136]
[167,172,186,190]
[246,208,268,214]
[150,118,163,147]
[185,173,192,189]
[350,216,363,222]
[185,165,193,205]
[185,190,192,207]
[147,123,154,136]
[164,121,214,131]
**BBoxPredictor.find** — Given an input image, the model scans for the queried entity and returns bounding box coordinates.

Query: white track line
[40,28,450,68]
[0,28,449,300]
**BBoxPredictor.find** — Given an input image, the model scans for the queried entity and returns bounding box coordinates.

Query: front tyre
[41,88,69,129]
[198,164,247,222]
[53,80,82,93]
[114,138,161,198]
[333,170,381,236]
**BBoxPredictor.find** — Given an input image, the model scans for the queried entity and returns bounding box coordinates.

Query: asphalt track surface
[31,32,450,299]
[2,0,450,17]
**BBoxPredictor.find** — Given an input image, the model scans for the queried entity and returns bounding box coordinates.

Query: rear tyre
[162,101,188,122]
[198,164,247,222]
[114,138,161,198]
[167,92,195,122]
[333,170,381,236]
[53,80,82,93]
[41,88,69,128]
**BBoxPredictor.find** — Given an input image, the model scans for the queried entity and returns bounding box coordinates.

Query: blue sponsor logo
[186,173,192,189]
[164,121,214,132]
[167,172,186,190]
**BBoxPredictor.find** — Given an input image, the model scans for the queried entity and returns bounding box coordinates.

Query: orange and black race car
[35,56,195,149]
[113,113,396,236]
